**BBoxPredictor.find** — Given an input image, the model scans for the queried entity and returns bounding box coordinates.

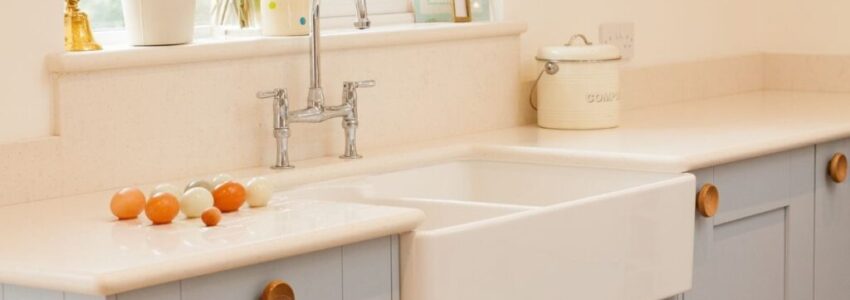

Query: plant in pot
[122,0,197,46]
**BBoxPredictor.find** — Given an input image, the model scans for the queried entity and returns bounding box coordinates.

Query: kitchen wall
[0,0,845,205]
[3,0,849,143]
[0,33,528,206]
[0,2,62,142]
[500,0,850,80]
[0,0,850,143]
[499,0,766,79]
[761,0,850,55]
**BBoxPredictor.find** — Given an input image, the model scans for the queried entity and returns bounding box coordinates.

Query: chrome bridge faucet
[257,0,375,169]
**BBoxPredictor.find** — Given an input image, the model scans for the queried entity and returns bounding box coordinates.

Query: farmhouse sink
[357,160,687,206]
[279,160,696,300]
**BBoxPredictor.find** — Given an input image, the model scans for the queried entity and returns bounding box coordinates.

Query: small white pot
[260,0,310,36]
[122,0,196,46]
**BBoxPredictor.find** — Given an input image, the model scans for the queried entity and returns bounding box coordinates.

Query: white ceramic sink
[281,159,695,300]
[359,160,687,206]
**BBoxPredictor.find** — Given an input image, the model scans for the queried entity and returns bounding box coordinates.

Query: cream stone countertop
[0,191,425,296]
[1,90,848,296]
[464,90,850,172]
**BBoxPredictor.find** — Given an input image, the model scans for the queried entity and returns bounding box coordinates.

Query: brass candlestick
[64,0,102,51]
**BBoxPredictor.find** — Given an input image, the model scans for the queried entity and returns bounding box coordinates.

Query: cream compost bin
[282,153,696,300]
[534,35,621,129]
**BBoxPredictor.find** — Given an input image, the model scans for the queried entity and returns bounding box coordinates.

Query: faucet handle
[344,80,376,90]
[257,88,287,100]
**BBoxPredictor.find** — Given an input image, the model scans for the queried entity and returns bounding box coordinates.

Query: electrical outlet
[599,22,634,61]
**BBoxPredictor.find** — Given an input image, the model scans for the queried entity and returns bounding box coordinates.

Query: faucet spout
[308,0,325,108]
[354,0,371,29]
[309,1,322,87]
[308,0,370,107]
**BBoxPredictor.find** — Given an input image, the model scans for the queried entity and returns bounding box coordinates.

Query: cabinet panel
[1,285,62,300]
[390,235,400,300]
[787,146,816,300]
[180,247,342,300]
[685,147,814,300]
[64,294,113,300]
[710,209,786,300]
[713,154,794,223]
[177,237,395,300]
[0,237,397,300]
[343,237,392,300]
[815,138,850,300]
[117,283,179,300]
[273,247,344,300]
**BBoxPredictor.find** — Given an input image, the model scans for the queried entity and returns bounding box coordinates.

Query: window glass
[76,0,412,33]
[78,0,124,30]
[77,0,214,30]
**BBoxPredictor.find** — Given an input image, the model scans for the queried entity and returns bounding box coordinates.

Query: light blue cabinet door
[0,237,398,300]
[118,283,180,300]
[342,237,393,300]
[815,139,850,300]
[2,285,62,300]
[180,247,343,300]
[683,147,814,300]
[117,237,396,300]
[0,285,113,300]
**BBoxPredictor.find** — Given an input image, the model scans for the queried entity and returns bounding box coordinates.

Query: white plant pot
[260,0,310,36]
[122,0,196,46]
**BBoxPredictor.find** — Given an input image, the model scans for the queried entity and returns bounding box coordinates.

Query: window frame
[84,0,415,46]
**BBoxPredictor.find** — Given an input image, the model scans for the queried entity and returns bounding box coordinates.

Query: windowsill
[48,21,527,74]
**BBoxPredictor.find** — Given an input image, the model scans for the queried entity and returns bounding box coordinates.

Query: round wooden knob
[261,280,294,300]
[697,184,719,218]
[829,153,847,183]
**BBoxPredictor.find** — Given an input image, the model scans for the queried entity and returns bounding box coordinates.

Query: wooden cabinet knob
[829,153,847,183]
[697,184,719,218]
[261,280,294,300]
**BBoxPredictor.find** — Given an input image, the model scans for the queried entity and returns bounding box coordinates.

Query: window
[79,0,214,30]
[78,0,412,45]
[321,0,411,18]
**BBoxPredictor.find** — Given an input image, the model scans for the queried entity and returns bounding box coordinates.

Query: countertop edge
[2,208,425,296]
[679,124,850,172]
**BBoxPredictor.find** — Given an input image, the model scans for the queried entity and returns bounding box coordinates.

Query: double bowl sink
[278,157,695,300]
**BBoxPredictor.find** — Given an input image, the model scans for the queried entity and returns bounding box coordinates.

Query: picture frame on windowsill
[412,0,490,23]
[452,0,471,22]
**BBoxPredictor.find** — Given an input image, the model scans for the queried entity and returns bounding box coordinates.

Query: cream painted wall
[761,0,850,55]
[2,0,844,143]
[0,3,63,142]
[500,0,766,78]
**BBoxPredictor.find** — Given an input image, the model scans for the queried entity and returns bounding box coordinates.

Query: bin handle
[529,61,560,111]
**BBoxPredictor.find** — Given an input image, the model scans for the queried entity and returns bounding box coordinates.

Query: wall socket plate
[599,22,635,61]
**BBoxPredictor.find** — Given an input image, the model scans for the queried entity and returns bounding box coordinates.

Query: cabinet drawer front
[117,283,180,300]
[712,147,813,225]
[114,236,396,300]
[180,247,343,300]
[2,285,63,300]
